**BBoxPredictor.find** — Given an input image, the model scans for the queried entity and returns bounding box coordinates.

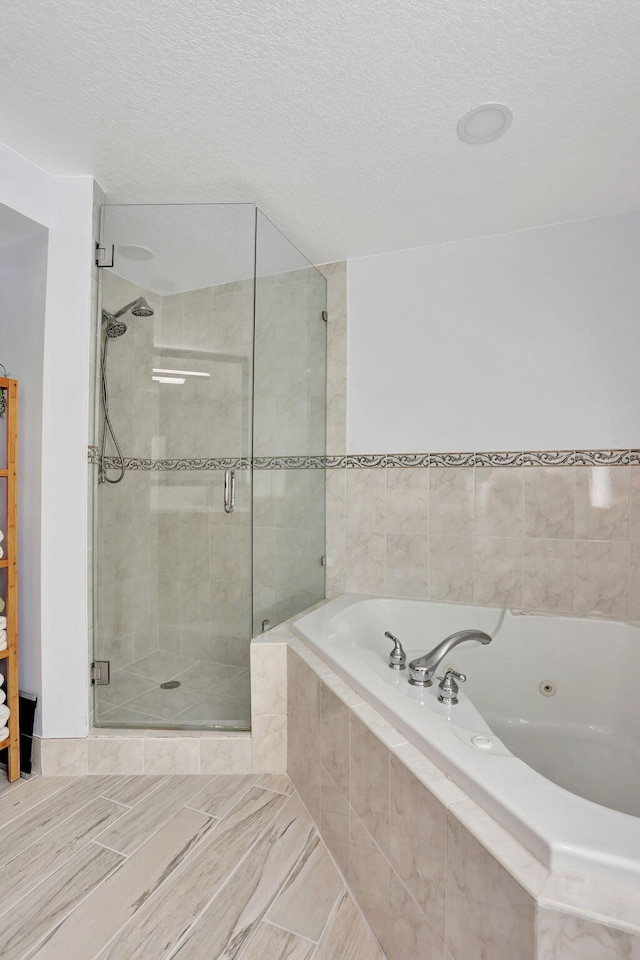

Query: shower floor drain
[160,680,181,690]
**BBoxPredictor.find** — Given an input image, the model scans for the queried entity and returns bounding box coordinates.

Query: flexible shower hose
[99,336,126,484]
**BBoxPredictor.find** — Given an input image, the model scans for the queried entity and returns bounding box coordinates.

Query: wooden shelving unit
[0,377,19,781]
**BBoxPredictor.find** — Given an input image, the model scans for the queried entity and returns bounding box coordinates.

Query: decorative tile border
[88,447,640,471]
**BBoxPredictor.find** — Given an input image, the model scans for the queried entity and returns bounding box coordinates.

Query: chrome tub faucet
[408,629,492,687]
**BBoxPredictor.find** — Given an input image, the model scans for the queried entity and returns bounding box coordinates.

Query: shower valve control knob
[437,669,466,705]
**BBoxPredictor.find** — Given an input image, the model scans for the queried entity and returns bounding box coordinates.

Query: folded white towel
[0,616,6,628]
[0,529,4,541]
[0,629,6,642]
[0,546,3,559]
[0,641,6,652]
[0,727,8,741]
[0,690,5,705]
[0,704,9,725]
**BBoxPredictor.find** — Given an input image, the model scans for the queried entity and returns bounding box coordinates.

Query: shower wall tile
[339,463,640,620]
[473,537,523,607]
[428,535,474,604]
[429,467,474,536]
[475,467,524,538]
[573,540,630,617]
[523,539,574,613]
[386,468,429,535]
[629,543,640,620]
[345,530,386,595]
[629,470,640,542]
[575,467,630,541]
[524,467,575,539]
[385,534,429,599]
[346,469,386,535]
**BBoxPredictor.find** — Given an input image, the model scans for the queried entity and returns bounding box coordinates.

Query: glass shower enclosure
[91,204,326,730]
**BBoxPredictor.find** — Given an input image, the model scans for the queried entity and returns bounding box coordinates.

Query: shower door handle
[224,468,236,514]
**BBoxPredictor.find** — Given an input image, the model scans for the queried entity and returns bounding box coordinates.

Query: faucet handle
[437,669,466,705]
[385,631,406,670]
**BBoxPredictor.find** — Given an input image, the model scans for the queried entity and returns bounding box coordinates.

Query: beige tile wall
[331,464,640,619]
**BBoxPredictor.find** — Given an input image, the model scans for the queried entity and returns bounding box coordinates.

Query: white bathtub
[292,594,640,888]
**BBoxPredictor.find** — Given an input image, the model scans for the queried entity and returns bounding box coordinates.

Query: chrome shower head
[131,297,154,317]
[105,321,127,338]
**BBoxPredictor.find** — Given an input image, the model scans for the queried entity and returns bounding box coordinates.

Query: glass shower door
[252,211,327,633]
[93,203,255,730]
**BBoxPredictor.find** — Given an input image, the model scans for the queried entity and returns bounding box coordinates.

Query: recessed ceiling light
[457,104,512,145]
[152,375,186,385]
[117,244,154,261]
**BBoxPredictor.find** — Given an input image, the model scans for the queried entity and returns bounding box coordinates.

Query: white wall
[0,141,94,738]
[347,212,640,453]
[0,228,48,709]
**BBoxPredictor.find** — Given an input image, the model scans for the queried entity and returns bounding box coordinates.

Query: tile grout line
[97,776,169,809]
[261,918,318,944]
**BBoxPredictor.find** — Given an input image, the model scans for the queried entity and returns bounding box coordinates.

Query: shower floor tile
[122,684,207,721]
[97,651,252,730]
[172,660,247,694]
[0,773,385,960]
[127,650,198,683]
[172,695,251,726]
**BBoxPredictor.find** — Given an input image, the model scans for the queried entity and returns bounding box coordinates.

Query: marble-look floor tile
[29,807,214,960]
[170,794,315,960]
[0,775,120,868]
[0,797,126,916]
[0,843,123,960]
[187,773,258,818]
[238,922,314,960]
[267,835,343,942]
[313,891,385,960]
[97,787,288,960]
[95,775,209,855]
[0,775,74,828]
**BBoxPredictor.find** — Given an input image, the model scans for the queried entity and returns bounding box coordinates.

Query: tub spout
[408,629,492,687]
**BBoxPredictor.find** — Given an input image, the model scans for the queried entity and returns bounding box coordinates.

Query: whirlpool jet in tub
[292,594,640,887]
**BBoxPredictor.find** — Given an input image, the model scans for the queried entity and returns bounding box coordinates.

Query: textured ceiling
[1,0,639,263]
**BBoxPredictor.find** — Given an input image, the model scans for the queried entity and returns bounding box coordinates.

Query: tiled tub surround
[327,456,640,621]
[287,637,640,960]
